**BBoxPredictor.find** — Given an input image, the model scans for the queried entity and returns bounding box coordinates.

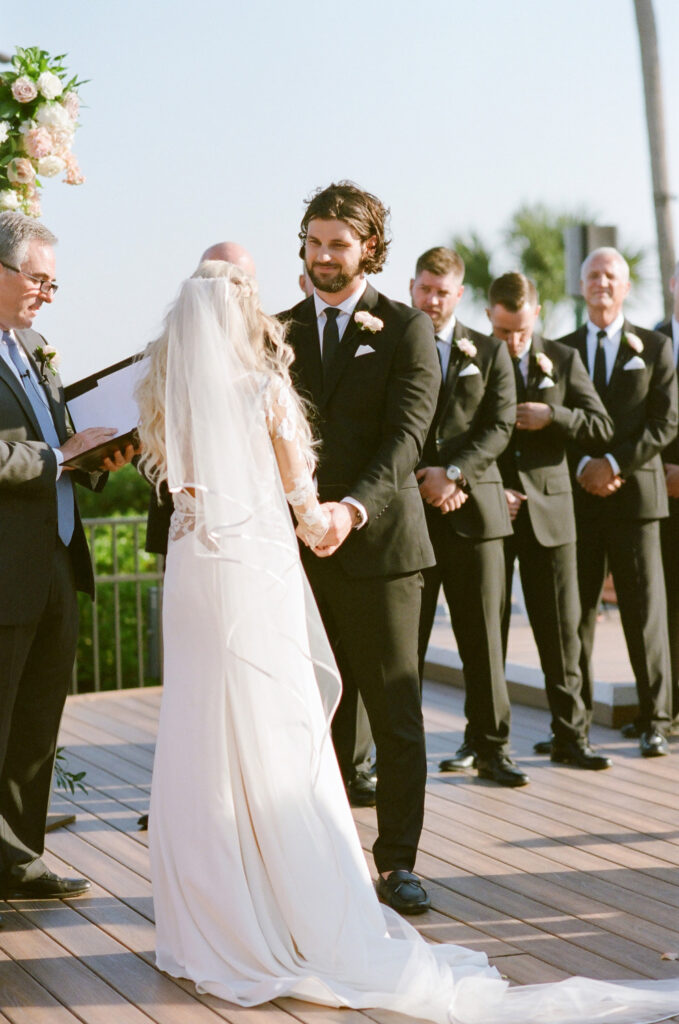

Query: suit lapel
[0,333,45,437]
[290,298,323,405]
[526,336,546,397]
[572,325,589,376]
[320,283,378,407]
[15,329,67,442]
[606,319,636,398]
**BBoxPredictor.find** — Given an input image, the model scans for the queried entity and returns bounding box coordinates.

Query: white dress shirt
[671,315,679,365]
[312,280,369,528]
[0,329,64,476]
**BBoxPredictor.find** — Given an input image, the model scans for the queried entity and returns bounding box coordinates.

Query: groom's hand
[312,501,357,557]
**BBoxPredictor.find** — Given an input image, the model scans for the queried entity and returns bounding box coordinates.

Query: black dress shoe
[376,870,431,915]
[2,871,91,900]
[533,735,554,755]
[439,741,476,772]
[551,740,612,770]
[476,753,529,787]
[639,729,669,757]
[347,771,377,807]
[621,721,642,739]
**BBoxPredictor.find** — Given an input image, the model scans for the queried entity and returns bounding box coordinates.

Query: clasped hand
[515,402,552,431]
[416,466,468,514]
[295,501,357,557]
[577,457,624,497]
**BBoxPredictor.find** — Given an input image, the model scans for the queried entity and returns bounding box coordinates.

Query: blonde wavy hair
[136,260,317,492]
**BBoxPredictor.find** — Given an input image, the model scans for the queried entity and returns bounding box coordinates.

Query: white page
[68,358,147,437]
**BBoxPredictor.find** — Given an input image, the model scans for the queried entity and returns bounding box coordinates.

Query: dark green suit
[560,321,678,730]
[281,283,439,873]
[0,328,102,886]
[418,324,516,756]
[658,319,679,724]
[497,336,613,742]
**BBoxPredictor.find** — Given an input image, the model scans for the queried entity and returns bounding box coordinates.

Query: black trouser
[419,511,510,757]
[302,554,426,874]
[660,512,679,724]
[502,506,588,744]
[0,542,78,883]
[577,516,671,732]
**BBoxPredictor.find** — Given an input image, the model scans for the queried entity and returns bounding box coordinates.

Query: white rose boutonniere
[33,344,60,381]
[354,311,384,333]
[625,333,644,354]
[455,337,477,359]
[535,352,554,377]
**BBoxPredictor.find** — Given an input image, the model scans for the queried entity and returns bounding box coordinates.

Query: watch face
[446,465,461,481]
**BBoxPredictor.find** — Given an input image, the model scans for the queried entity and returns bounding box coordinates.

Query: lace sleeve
[265,382,329,548]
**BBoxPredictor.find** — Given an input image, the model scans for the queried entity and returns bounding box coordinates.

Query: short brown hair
[488,272,538,311]
[414,247,464,281]
[298,180,390,274]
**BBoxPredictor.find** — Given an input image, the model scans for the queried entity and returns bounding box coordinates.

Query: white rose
[0,121,10,144]
[37,154,66,178]
[0,190,21,211]
[37,71,63,100]
[35,102,73,133]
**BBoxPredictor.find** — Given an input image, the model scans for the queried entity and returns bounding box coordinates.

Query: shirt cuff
[53,446,64,480]
[341,497,368,530]
[576,455,590,477]
[605,453,621,477]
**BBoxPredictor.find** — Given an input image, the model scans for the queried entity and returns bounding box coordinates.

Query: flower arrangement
[625,333,644,354]
[33,342,60,380]
[455,336,477,359]
[354,310,383,333]
[0,47,85,217]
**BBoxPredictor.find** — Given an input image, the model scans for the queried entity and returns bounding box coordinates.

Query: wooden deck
[1,682,679,1023]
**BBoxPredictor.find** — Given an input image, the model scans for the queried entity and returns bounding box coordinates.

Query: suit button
[435,438,444,449]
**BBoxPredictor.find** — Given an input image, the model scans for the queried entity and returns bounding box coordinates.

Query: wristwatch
[446,465,464,483]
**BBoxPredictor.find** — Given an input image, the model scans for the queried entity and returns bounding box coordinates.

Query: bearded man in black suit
[411,247,528,787]
[657,261,679,730]
[0,212,132,902]
[280,182,439,914]
[559,247,677,757]
[488,272,613,769]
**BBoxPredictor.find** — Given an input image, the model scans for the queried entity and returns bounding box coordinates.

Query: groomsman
[411,248,528,787]
[281,182,439,913]
[559,247,677,756]
[487,273,613,769]
[656,262,679,730]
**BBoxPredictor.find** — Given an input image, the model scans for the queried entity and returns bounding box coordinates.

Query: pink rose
[23,126,54,160]
[7,158,35,185]
[26,194,42,218]
[62,91,80,120]
[11,76,38,103]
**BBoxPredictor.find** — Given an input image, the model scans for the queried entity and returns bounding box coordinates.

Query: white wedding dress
[149,272,679,1024]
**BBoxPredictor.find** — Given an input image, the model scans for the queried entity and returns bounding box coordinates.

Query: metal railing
[71,516,164,694]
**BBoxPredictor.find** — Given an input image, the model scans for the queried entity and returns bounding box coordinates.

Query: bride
[136,259,679,1024]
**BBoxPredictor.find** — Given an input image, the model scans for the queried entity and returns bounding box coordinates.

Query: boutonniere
[354,311,383,333]
[455,336,477,359]
[534,352,554,378]
[624,333,644,354]
[33,344,59,381]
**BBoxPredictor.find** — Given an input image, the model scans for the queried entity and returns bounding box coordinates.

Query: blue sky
[3,0,678,380]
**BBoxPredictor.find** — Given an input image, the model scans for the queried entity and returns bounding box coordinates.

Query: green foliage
[77,463,150,518]
[453,232,493,304]
[54,746,87,794]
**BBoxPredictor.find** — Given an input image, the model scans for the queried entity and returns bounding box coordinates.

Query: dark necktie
[3,331,74,544]
[593,328,607,394]
[512,356,526,402]
[322,307,341,377]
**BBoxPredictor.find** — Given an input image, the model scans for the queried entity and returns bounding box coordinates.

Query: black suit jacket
[421,323,515,540]
[281,284,439,577]
[559,320,678,522]
[498,336,614,547]
[0,327,100,624]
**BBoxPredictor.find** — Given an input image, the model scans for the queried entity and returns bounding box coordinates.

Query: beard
[306,258,362,294]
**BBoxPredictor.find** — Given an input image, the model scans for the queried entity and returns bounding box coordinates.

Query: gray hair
[580,246,629,283]
[0,212,57,266]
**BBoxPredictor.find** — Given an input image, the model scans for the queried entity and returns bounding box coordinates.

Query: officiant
[0,211,133,903]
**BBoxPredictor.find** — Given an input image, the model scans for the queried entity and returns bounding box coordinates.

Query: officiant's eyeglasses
[0,260,59,296]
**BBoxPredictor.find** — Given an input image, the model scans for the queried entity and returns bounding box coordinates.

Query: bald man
[145,241,256,558]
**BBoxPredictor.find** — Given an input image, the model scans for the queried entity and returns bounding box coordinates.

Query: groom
[280,181,439,913]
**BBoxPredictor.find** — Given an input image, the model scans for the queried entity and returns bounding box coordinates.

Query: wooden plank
[0,947,82,1024]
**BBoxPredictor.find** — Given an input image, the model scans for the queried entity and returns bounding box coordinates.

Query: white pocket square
[458,363,480,377]
[354,344,375,357]
[538,376,555,389]
[623,355,645,371]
